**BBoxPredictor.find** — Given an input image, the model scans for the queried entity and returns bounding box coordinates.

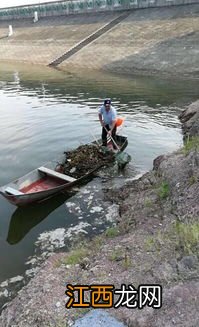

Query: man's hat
[104,98,111,105]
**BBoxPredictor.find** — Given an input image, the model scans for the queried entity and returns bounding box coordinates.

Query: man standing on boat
[98,98,117,148]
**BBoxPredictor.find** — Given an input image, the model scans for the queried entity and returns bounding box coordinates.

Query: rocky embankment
[0,101,199,327]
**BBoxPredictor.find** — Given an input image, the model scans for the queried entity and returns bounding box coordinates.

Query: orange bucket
[116,117,125,127]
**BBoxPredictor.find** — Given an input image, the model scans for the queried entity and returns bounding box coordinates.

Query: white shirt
[98,105,117,126]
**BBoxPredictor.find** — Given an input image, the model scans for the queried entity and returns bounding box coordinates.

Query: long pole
[104,126,120,151]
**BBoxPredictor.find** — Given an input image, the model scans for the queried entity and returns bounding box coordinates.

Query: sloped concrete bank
[0,4,199,79]
[60,4,199,79]
[0,98,198,327]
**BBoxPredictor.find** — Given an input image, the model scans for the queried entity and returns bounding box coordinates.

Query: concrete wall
[0,0,198,21]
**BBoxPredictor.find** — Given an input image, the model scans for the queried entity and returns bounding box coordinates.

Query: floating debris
[65,222,91,239]
[36,228,66,251]
[105,204,120,222]
[9,276,24,284]
[58,144,115,179]
[90,206,104,213]
[0,281,8,288]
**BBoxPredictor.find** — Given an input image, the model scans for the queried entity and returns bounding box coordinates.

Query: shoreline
[1,59,199,82]
[0,101,198,326]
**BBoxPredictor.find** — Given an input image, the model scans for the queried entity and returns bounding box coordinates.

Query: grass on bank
[182,136,199,155]
[56,227,121,268]
[144,198,153,207]
[63,247,90,265]
[109,247,132,270]
[174,220,199,255]
[189,175,198,185]
[105,226,119,238]
[145,220,199,256]
[157,181,170,199]
[53,241,91,268]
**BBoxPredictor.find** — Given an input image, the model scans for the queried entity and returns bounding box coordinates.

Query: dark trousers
[102,124,117,148]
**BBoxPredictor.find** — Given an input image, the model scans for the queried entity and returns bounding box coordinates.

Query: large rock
[158,150,199,219]
[127,282,199,327]
[179,100,199,138]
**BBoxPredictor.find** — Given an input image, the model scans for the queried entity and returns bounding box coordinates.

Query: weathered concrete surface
[0,101,198,327]
[107,30,199,79]
[0,12,119,65]
[60,5,199,79]
[49,12,130,66]
[0,5,199,78]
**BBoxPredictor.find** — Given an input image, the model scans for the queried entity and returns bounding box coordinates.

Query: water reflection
[1,63,199,108]
[13,72,20,85]
[7,191,76,245]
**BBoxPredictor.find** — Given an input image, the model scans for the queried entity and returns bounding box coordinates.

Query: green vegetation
[105,226,119,238]
[145,231,163,253]
[91,235,103,249]
[174,220,199,255]
[144,198,153,207]
[62,246,89,265]
[145,236,155,250]
[55,228,120,269]
[108,247,131,270]
[183,136,199,155]
[157,181,170,199]
[189,175,198,185]
[118,214,136,235]
[145,220,199,256]
[109,248,123,262]
[123,252,131,270]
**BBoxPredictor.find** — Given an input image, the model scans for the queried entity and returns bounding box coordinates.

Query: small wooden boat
[0,135,128,206]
